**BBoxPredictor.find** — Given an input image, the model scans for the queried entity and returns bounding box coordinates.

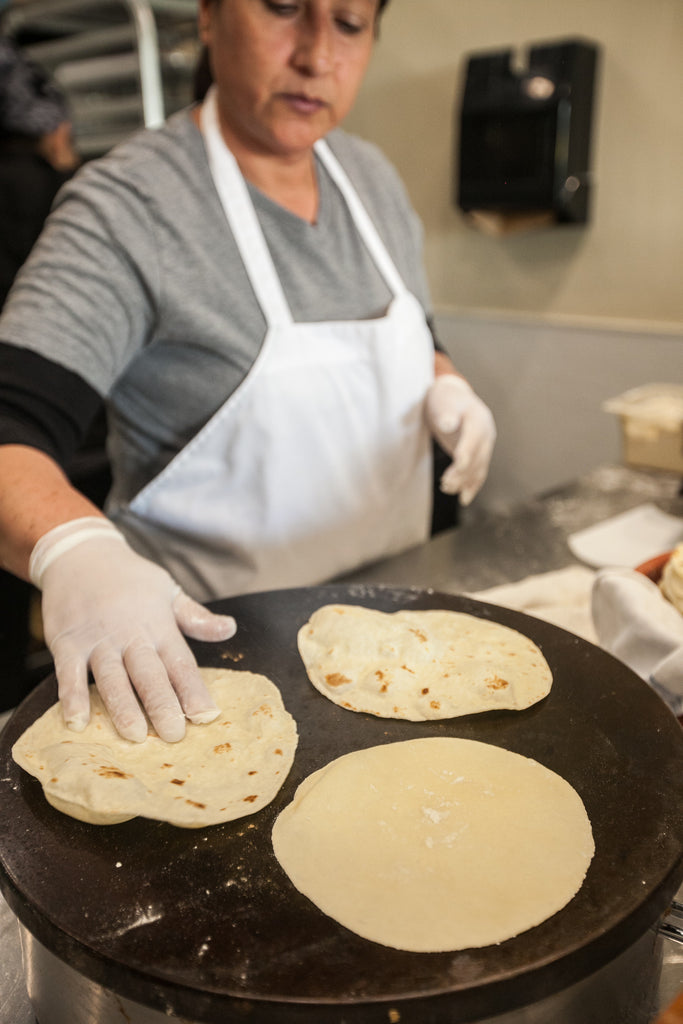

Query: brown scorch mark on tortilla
[97,766,131,780]
[486,676,509,690]
[325,673,351,688]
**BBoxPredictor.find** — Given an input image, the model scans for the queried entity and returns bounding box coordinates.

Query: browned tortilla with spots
[297,605,552,720]
[12,668,298,827]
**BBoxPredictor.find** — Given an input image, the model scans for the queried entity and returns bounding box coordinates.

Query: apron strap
[314,139,408,299]
[201,87,293,327]
[200,87,408,326]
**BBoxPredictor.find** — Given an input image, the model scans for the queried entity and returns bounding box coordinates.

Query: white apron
[127,88,434,598]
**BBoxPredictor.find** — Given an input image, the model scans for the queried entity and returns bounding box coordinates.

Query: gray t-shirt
[1,108,432,510]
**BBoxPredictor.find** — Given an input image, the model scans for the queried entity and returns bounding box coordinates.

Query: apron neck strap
[200,87,408,326]
[313,139,408,298]
[200,87,293,326]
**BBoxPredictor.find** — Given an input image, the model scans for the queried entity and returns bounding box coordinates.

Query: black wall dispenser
[456,38,600,228]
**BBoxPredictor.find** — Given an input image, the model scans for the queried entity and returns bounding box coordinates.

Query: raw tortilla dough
[272,738,594,952]
[12,668,298,827]
[297,605,552,719]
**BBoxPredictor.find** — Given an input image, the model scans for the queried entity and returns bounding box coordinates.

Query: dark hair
[193,45,213,103]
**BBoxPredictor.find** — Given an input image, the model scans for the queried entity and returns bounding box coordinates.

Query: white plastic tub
[604,384,683,474]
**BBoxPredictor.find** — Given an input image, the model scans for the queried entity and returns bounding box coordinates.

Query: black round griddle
[1,584,683,1024]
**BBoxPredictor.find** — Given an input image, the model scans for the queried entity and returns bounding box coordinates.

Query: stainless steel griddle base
[15,922,667,1024]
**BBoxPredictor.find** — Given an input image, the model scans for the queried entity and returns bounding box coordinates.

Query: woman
[0,0,495,743]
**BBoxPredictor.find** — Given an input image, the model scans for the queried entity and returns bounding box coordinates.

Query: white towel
[471,566,597,643]
[591,567,683,716]
[568,504,683,568]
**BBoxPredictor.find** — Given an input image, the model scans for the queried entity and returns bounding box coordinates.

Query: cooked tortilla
[297,605,552,719]
[12,668,298,827]
[272,737,594,952]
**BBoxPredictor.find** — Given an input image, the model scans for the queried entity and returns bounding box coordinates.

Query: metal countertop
[2,463,682,1023]
[340,463,683,594]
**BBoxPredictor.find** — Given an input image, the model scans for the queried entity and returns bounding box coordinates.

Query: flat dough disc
[12,668,298,827]
[272,737,594,952]
[297,605,552,719]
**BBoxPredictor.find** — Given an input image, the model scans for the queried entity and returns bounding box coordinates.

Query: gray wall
[436,312,682,510]
[345,1,683,509]
[347,0,683,326]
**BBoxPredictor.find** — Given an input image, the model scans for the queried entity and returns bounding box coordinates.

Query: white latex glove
[425,375,496,506]
[29,517,237,743]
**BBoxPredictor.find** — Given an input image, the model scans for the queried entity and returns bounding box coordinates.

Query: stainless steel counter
[2,463,682,1023]
[340,463,683,593]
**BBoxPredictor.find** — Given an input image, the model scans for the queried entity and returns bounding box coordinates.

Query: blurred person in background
[0,28,79,709]
[0,32,79,304]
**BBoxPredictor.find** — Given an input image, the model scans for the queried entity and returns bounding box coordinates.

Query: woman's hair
[193,46,213,103]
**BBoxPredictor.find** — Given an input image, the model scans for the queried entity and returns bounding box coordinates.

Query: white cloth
[591,567,683,715]
[129,88,434,597]
[568,504,683,569]
[471,566,597,643]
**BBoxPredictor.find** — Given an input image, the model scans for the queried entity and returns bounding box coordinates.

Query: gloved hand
[425,375,496,506]
[29,517,237,743]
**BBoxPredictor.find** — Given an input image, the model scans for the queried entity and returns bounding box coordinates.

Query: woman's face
[198,0,379,159]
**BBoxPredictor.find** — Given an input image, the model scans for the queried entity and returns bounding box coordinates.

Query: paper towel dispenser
[456,38,600,226]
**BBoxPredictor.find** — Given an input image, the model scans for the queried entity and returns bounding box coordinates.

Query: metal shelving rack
[2,0,200,156]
